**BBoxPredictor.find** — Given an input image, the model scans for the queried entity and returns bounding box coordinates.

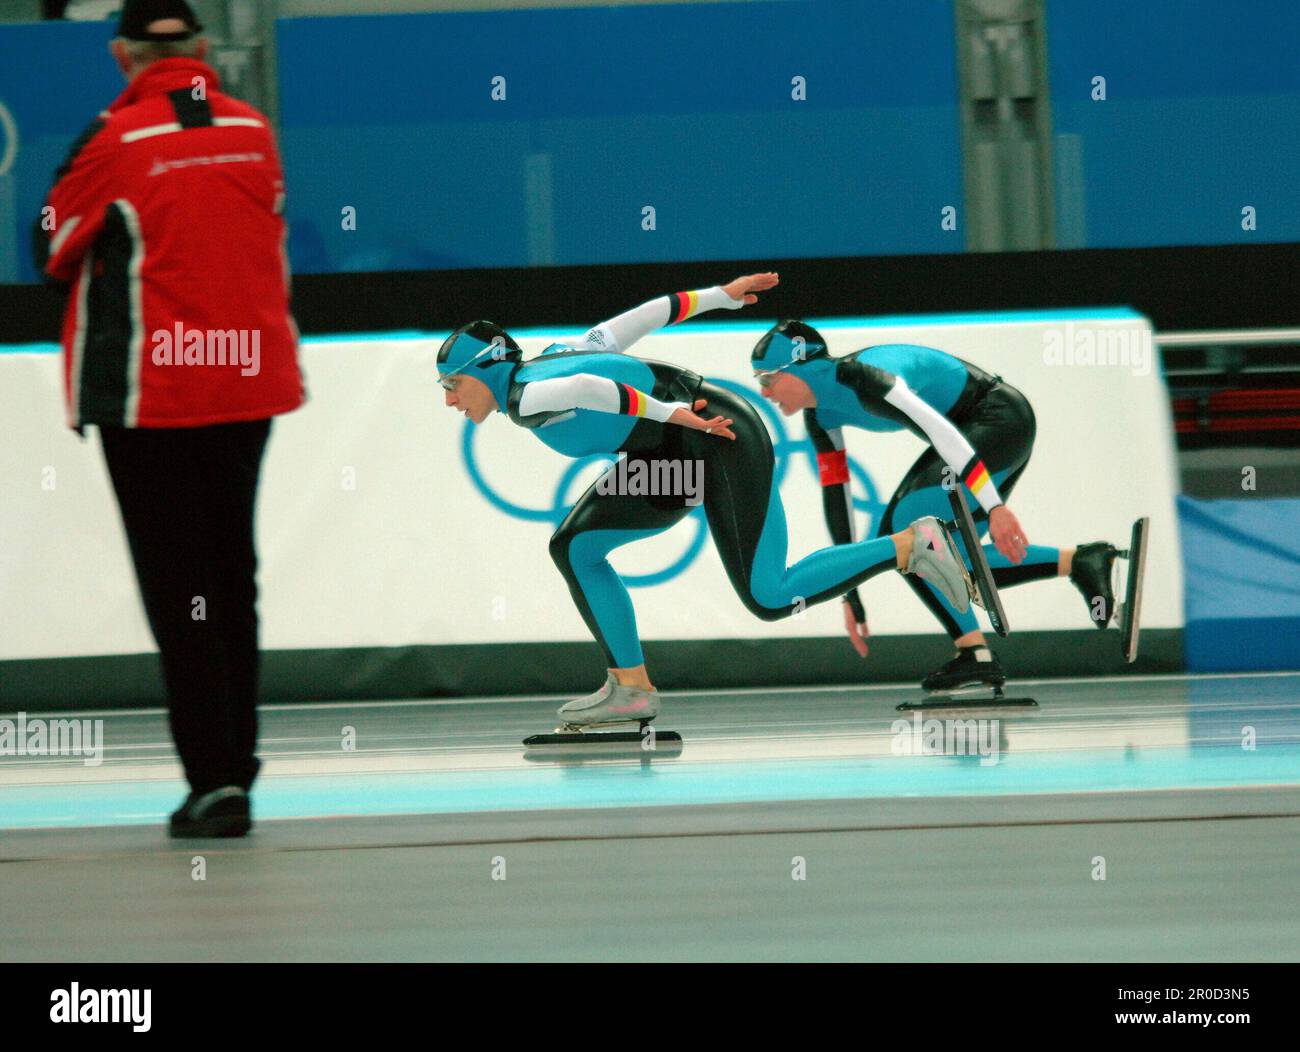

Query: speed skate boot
[557,673,661,729]
[1070,542,1119,628]
[922,645,1006,694]
[906,516,972,614]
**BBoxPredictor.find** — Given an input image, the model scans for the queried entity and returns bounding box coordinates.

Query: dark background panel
[3,242,1297,347]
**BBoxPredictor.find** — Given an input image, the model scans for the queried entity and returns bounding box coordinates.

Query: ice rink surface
[2,673,1298,961]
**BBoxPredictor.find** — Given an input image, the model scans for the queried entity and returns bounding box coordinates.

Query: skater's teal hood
[437,321,521,411]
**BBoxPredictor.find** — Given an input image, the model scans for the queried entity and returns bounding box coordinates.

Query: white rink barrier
[0,308,1182,662]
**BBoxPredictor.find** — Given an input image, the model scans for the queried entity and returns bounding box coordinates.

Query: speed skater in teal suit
[750,317,1124,692]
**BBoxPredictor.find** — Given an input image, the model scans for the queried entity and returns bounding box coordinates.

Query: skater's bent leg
[683,384,902,621]
[550,464,690,680]
[903,569,981,641]
[685,381,930,621]
[551,526,660,671]
[950,537,1060,636]
[742,487,902,617]
[985,543,1060,587]
[887,484,982,640]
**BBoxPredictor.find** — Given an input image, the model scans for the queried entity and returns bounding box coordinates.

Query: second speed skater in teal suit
[751,319,1124,693]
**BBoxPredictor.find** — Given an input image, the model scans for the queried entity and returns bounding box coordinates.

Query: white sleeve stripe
[48,215,81,257]
[516,374,684,423]
[121,117,264,144]
[579,286,740,354]
[517,375,617,415]
[121,122,183,143]
[882,377,1003,512]
[575,297,671,354]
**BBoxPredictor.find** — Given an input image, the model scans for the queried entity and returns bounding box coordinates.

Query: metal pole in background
[0,97,18,283]
[954,0,1056,252]
[194,0,279,128]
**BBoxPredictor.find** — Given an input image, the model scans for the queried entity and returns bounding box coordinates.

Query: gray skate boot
[905,516,973,613]
[557,673,661,729]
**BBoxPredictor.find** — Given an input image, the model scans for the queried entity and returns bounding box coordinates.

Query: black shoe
[922,645,1006,693]
[1069,542,1118,629]
[169,786,252,838]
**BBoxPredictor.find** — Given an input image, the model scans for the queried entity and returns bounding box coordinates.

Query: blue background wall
[2,0,1298,280]
[1045,0,1300,250]
[273,0,963,274]
[0,20,125,283]
[1180,497,1300,672]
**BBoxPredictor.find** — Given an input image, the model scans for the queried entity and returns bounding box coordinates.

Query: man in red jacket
[34,0,305,838]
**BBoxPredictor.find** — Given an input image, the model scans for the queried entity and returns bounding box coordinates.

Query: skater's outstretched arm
[573,273,779,353]
[515,375,735,438]
[805,410,869,655]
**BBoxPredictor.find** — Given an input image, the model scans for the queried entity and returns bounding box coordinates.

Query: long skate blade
[948,489,1009,636]
[1121,516,1149,663]
[897,695,1037,712]
[927,682,1004,698]
[523,730,683,749]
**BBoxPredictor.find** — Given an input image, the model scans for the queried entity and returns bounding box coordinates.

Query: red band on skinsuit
[817,449,850,486]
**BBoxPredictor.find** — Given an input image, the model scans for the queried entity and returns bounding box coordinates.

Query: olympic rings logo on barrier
[460,377,885,587]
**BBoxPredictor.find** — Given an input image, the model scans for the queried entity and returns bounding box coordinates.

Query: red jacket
[37,59,304,429]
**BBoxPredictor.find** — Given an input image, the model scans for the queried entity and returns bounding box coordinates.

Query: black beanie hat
[117,0,204,42]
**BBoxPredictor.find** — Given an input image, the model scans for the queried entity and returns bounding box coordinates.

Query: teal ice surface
[0,341,60,354]
[296,329,443,344]
[7,676,1296,964]
[5,741,1298,831]
[7,674,1299,830]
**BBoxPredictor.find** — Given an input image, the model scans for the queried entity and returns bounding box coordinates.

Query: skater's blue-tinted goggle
[754,361,798,388]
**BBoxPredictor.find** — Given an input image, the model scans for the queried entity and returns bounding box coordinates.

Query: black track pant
[99,419,271,795]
